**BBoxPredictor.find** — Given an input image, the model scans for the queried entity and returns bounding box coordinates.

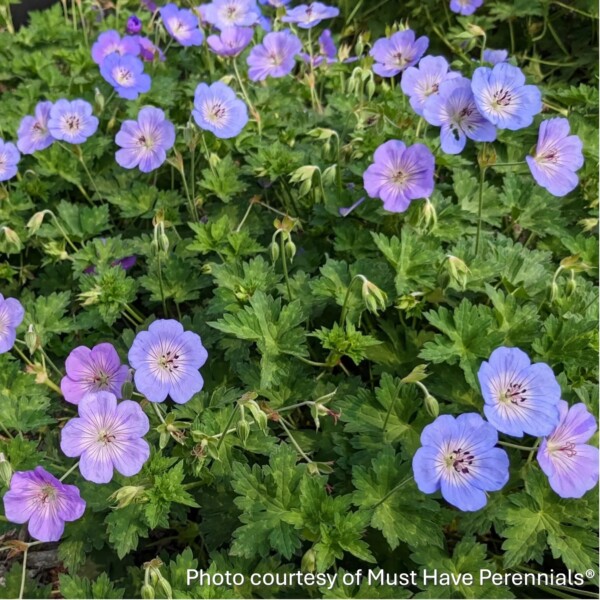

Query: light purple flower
[247,30,302,81]
[300,28,336,66]
[401,55,459,116]
[126,14,143,35]
[161,3,204,46]
[48,100,99,144]
[60,342,130,405]
[537,401,599,499]
[281,2,339,28]
[60,391,150,484]
[135,36,166,62]
[413,413,509,511]
[17,101,54,155]
[0,294,24,353]
[2,467,85,542]
[483,48,508,65]
[471,63,542,130]
[526,118,584,197]
[192,82,248,139]
[478,347,561,437]
[0,141,20,182]
[363,140,435,213]
[100,53,151,100]
[207,26,254,57]
[128,319,208,404]
[141,0,157,12]
[450,0,483,15]
[115,106,176,173]
[91,30,140,64]
[370,30,429,78]
[423,77,496,154]
[203,0,261,29]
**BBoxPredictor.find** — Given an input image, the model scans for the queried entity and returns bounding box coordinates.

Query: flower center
[394,51,406,66]
[499,381,527,405]
[137,134,154,149]
[268,51,282,66]
[64,115,82,132]
[493,88,512,108]
[38,484,57,504]
[391,169,408,184]
[97,428,116,444]
[549,440,578,457]
[445,447,475,474]
[92,370,111,388]
[158,350,180,372]
[114,67,134,86]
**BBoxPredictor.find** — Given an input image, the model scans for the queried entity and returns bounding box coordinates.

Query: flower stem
[153,403,167,425]
[214,404,239,454]
[491,161,525,168]
[233,59,262,136]
[474,165,487,257]
[156,252,168,317]
[498,441,535,452]
[279,419,313,463]
[59,460,80,482]
[372,475,413,509]
[180,167,199,222]
[234,199,255,233]
[18,544,28,600]
[279,234,293,300]
[339,274,366,325]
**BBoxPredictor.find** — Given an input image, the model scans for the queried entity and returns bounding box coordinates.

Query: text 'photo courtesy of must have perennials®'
[0,0,597,598]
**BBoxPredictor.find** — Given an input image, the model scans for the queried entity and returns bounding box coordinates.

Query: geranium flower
[91,30,140,64]
[2,467,85,542]
[483,48,508,65]
[401,55,460,116]
[207,26,254,57]
[363,140,435,213]
[478,346,561,437]
[471,63,542,130]
[259,0,289,6]
[423,77,496,154]
[17,101,54,154]
[160,4,204,46]
[413,413,509,511]
[126,15,142,34]
[247,30,302,81]
[0,140,20,182]
[100,53,151,100]
[370,30,429,78]
[300,29,337,66]
[203,0,261,29]
[48,99,99,144]
[134,36,166,62]
[281,2,339,28]
[450,0,483,15]
[537,401,599,498]
[192,82,248,139]
[60,342,130,405]
[526,117,584,197]
[128,319,208,404]
[0,294,24,353]
[115,106,176,173]
[60,391,150,484]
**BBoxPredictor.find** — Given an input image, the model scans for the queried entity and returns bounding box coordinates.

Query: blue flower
[192,82,249,139]
[483,48,508,65]
[281,2,339,29]
[160,3,204,46]
[370,29,429,78]
[203,0,261,30]
[413,413,509,511]
[471,63,542,130]
[100,54,151,100]
[478,347,561,437]
[17,101,54,154]
[48,99,99,144]
[423,77,496,154]
[526,117,584,197]
[450,0,483,16]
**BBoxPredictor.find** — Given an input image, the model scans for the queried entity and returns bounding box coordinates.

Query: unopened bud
[157,577,172,600]
[236,418,250,446]
[270,240,280,263]
[141,584,155,599]
[121,380,134,399]
[0,452,12,486]
[446,254,470,289]
[159,233,170,254]
[301,548,317,573]
[94,88,105,114]
[477,144,496,169]
[285,239,297,261]
[424,394,439,418]
[566,273,577,295]
[26,210,49,234]
[2,227,22,250]
[108,485,147,508]
[361,279,387,315]
[25,325,40,355]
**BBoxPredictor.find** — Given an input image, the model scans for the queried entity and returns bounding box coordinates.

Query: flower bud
[446,254,470,289]
[94,87,105,114]
[159,233,170,254]
[126,14,142,35]
[236,418,250,446]
[25,325,40,355]
[141,584,155,599]
[108,485,147,508]
[121,380,134,400]
[477,144,496,168]
[270,239,280,263]
[0,452,13,486]
[26,210,49,235]
[285,239,297,261]
[2,227,22,250]
[424,394,439,418]
[566,272,577,295]
[301,548,316,573]
[157,577,172,600]
[361,279,387,315]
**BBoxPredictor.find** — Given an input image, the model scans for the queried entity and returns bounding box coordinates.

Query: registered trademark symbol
[585,569,595,579]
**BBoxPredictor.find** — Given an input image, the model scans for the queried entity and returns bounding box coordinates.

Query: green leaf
[59,573,125,599]
[198,154,247,203]
[312,322,381,365]
[105,504,149,559]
